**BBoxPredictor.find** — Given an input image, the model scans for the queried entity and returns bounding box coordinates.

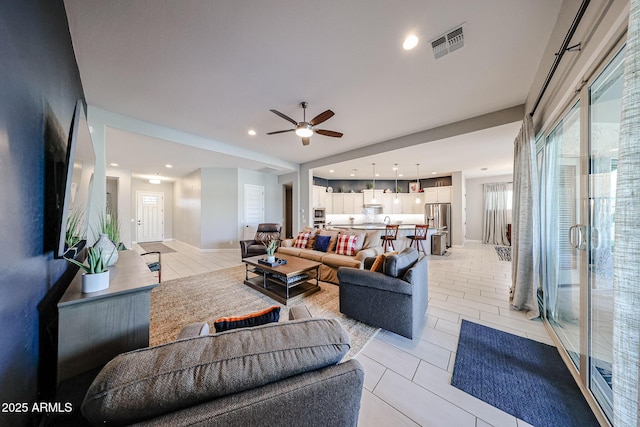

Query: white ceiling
[64,0,562,181]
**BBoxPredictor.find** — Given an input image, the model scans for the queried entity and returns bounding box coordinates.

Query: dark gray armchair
[338,247,428,339]
[239,223,282,259]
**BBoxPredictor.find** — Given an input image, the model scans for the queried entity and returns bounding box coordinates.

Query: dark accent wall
[313,176,452,193]
[0,1,84,425]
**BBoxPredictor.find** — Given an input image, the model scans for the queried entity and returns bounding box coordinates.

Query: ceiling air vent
[431,24,465,59]
[431,36,448,59]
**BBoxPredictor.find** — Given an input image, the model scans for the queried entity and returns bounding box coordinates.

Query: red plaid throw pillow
[335,234,358,256]
[293,232,311,248]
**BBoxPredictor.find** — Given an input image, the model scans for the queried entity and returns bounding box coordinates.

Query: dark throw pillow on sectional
[213,306,280,333]
[312,234,331,252]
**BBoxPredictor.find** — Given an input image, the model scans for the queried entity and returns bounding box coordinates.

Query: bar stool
[406,224,429,255]
[380,225,399,251]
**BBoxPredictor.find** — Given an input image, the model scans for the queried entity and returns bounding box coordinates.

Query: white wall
[173,169,202,248]
[131,178,174,241]
[465,174,513,241]
[201,168,238,250]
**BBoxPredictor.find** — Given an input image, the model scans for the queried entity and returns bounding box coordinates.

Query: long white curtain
[613,0,640,424]
[510,115,540,319]
[482,183,509,245]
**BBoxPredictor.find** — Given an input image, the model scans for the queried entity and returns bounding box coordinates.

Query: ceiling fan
[267,102,343,146]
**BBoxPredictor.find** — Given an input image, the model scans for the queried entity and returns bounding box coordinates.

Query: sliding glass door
[537,44,624,424]
[587,45,624,421]
[543,101,583,369]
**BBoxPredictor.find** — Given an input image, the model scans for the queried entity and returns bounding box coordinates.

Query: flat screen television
[44,99,96,258]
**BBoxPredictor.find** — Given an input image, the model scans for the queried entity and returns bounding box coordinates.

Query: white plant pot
[82,270,110,293]
[94,234,118,266]
[267,255,276,263]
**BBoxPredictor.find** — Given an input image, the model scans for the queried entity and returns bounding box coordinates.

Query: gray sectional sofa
[72,313,363,426]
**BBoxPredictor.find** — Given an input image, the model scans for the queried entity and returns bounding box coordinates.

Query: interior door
[244,184,264,227]
[136,191,164,243]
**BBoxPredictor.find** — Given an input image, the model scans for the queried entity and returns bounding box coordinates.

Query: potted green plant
[65,246,113,293]
[263,240,278,263]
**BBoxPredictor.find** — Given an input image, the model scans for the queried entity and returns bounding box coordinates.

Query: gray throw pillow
[82,318,350,426]
[384,247,419,278]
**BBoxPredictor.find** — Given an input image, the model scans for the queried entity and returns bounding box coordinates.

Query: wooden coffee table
[243,254,321,305]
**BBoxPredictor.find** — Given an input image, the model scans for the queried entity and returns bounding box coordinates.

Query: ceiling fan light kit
[267,101,342,146]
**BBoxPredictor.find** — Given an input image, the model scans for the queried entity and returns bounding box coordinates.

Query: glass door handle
[568,224,588,250]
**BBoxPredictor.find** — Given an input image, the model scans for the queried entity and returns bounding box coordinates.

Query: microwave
[313,208,326,219]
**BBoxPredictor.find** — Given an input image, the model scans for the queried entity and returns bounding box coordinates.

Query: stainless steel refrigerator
[425,203,451,247]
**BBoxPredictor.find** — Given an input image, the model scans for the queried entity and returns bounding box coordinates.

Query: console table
[57,250,159,382]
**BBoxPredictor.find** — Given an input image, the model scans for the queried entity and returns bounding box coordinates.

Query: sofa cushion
[312,234,331,252]
[293,231,311,248]
[369,251,398,272]
[319,229,340,252]
[82,318,350,426]
[362,230,383,249]
[303,227,320,249]
[340,229,367,251]
[384,248,419,278]
[322,253,362,269]
[213,306,280,333]
[277,246,303,257]
[300,249,326,262]
[335,234,358,256]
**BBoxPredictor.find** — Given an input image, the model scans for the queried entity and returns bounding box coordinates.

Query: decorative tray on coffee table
[258,258,287,267]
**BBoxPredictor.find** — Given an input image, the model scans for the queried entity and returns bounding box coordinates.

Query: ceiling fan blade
[316,129,343,138]
[266,129,295,135]
[302,137,310,146]
[309,109,334,126]
[270,109,298,126]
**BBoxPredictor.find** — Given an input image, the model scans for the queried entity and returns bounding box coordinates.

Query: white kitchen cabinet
[312,185,327,208]
[424,186,451,203]
[332,194,344,214]
[363,189,384,205]
[437,187,452,203]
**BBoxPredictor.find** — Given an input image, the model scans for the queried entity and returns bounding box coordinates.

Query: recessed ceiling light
[399,174,404,177]
[248,129,257,136]
[149,179,161,184]
[329,169,334,173]
[392,166,398,170]
[165,164,173,168]
[110,163,119,167]
[403,35,419,50]
[350,173,355,177]
[375,173,380,177]
[432,172,437,175]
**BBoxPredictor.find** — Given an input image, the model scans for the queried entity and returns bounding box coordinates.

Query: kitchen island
[330,223,439,254]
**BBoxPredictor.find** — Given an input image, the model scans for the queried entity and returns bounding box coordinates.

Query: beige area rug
[150,265,379,360]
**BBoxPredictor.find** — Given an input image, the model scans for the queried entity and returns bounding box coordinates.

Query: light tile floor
[135,240,554,427]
